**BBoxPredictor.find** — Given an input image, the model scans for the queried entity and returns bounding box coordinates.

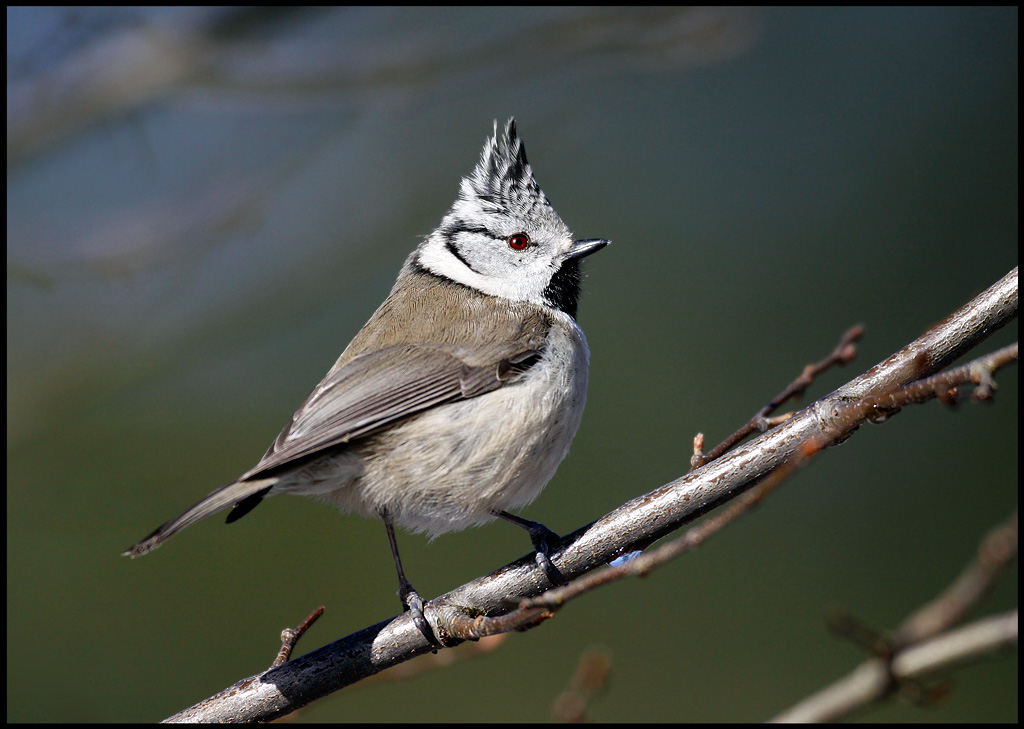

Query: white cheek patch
[416,235,552,306]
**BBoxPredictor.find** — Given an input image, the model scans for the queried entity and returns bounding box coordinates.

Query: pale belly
[281,319,590,537]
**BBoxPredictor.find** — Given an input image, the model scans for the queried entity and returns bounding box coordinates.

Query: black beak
[566,238,610,260]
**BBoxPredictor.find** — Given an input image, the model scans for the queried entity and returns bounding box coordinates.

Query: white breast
[318,310,590,537]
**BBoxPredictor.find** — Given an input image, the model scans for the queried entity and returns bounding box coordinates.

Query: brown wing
[242,342,535,478]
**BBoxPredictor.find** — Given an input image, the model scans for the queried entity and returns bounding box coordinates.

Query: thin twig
[479,342,1016,625]
[271,606,325,668]
[692,325,863,469]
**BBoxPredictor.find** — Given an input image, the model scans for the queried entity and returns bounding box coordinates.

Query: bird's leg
[493,510,564,585]
[383,515,439,648]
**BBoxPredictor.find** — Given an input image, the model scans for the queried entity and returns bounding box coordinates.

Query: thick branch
[165,267,1017,723]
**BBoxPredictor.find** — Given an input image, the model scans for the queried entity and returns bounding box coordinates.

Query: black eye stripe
[455,225,490,236]
[441,224,493,273]
[443,237,473,271]
[441,222,536,275]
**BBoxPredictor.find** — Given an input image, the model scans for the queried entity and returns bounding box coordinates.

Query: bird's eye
[508,233,531,251]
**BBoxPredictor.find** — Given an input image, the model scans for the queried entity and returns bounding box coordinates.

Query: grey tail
[122,478,276,558]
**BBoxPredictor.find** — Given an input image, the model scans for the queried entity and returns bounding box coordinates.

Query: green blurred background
[7,7,1017,722]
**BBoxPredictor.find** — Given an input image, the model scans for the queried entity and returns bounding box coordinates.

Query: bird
[124,119,608,645]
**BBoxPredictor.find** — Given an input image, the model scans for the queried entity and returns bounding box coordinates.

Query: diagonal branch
[164,267,1017,723]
